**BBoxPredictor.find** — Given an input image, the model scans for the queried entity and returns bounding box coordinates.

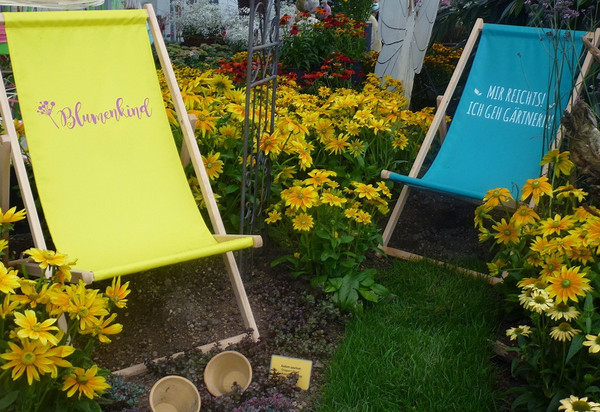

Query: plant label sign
[270,355,313,390]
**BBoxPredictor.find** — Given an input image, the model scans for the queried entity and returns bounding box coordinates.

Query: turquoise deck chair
[380,19,596,265]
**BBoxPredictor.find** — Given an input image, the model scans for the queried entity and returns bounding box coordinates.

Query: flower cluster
[0,208,129,411]
[266,170,391,313]
[279,13,368,71]
[476,150,600,407]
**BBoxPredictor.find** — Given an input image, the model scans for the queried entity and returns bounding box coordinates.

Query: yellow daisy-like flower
[558,395,600,412]
[0,339,54,384]
[530,236,552,255]
[550,322,581,342]
[539,214,574,237]
[105,277,130,309]
[354,210,372,225]
[352,182,379,200]
[292,213,314,231]
[0,263,20,294]
[321,191,347,207]
[546,301,580,321]
[376,182,392,199]
[191,109,218,137]
[260,133,281,156]
[62,365,110,399]
[492,218,520,245]
[521,176,553,204]
[474,204,492,228]
[24,249,73,270]
[348,139,366,157]
[324,133,350,154]
[265,210,282,224]
[13,281,52,309]
[274,166,296,183]
[281,185,319,211]
[546,266,591,303]
[0,207,26,224]
[541,149,574,177]
[68,282,109,331]
[304,169,336,187]
[584,334,600,354]
[201,152,224,181]
[511,205,539,227]
[482,188,513,208]
[506,325,532,341]
[525,289,553,314]
[540,254,563,279]
[14,310,59,346]
[556,184,587,202]
[80,313,123,344]
[0,294,20,319]
[392,132,408,150]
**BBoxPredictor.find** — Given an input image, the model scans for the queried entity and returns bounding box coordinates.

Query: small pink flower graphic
[37,100,59,129]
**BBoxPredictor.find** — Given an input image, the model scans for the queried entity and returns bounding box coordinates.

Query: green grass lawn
[316,259,504,411]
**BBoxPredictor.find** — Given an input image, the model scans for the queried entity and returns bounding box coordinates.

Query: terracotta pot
[149,375,201,412]
[203,351,252,397]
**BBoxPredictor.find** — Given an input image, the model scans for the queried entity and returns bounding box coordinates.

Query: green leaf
[566,334,585,364]
[0,391,19,410]
[359,289,379,302]
[320,250,339,262]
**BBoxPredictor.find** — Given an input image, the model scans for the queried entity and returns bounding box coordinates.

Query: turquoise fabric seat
[386,23,586,200]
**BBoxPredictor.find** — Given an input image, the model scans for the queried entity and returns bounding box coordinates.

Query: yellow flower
[541,149,574,177]
[265,210,282,224]
[546,266,591,303]
[555,184,587,202]
[354,210,372,225]
[80,313,123,344]
[12,281,52,308]
[0,207,26,224]
[482,188,513,208]
[352,182,378,200]
[191,109,218,137]
[511,205,539,227]
[348,139,366,157]
[558,395,600,412]
[376,182,392,198]
[324,133,350,154]
[540,254,563,279]
[525,289,553,314]
[292,213,314,231]
[321,191,347,207]
[62,365,110,399]
[492,218,519,245]
[304,169,336,187]
[0,295,20,319]
[68,282,109,330]
[260,133,281,156]
[281,185,319,211]
[0,263,20,294]
[506,325,532,341]
[24,248,73,270]
[583,334,600,354]
[521,177,553,204]
[546,301,580,321]
[274,166,296,183]
[550,322,581,342]
[530,236,552,255]
[201,152,224,181]
[0,339,55,384]
[474,204,492,228]
[539,214,574,237]
[14,310,59,346]
[105,277,130,309]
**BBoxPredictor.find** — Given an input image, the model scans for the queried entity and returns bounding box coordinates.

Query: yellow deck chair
[0,6,260,346]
